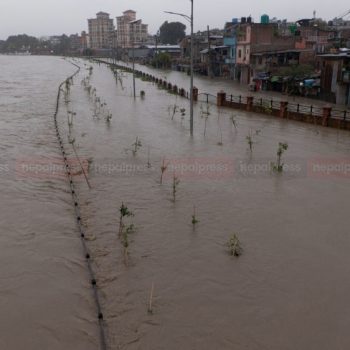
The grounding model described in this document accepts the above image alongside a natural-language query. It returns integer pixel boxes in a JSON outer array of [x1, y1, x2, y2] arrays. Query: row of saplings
[[82, 60, 289, 261], [117, 141, 289, 314], [118, 139, 289, 262], [73, 59, 291, 315], [84, 61, 290, 259]]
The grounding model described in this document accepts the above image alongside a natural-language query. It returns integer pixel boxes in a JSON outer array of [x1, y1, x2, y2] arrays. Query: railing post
[[217, 91, 226, 106], [192, 86, 198, 102], [246, 96, 254, 111], [322, 106, 332, 127], [279, 101, 288, 118]]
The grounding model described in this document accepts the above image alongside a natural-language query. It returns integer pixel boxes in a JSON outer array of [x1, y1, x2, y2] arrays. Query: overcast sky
[[0, 0, 349, 39]]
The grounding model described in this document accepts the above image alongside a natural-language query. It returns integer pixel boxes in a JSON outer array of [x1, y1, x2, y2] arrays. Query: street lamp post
[[155, 30, 160, 69], [165, 0, 194, 136], [132, 36, 136, 99], [130, 19, 141, 99]]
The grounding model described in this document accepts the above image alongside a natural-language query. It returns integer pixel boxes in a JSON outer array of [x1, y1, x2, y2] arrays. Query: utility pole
[[190, 0, 194, 136], [207, 25, 211, 78], [155, 30, 159, 69], [165, 0, 194, 136], [130, 20, 141, 99]]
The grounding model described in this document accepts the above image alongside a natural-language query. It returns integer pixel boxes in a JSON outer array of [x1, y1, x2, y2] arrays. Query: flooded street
[[1, 56, 350, 349]]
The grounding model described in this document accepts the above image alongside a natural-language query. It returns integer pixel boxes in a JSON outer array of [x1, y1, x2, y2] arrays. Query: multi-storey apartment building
[[116, 10, 148, 48], [88, 12, 114, 49]]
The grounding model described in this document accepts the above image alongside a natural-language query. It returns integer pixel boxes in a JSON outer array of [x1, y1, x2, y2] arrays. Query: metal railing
[[198, 93, 217, 105]]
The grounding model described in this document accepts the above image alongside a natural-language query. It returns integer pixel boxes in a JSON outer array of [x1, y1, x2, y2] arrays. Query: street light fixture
[[165, 0, 194, 136]]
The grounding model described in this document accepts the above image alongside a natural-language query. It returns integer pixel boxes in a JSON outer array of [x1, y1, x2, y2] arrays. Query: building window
[[238, 49, 242, 58]]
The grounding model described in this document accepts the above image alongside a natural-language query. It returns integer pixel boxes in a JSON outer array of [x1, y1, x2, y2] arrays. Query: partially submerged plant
[[63, 78, 72, 104], [192, 205, 199, 226], [227, 234, 242, 257], [105, 112, 112, 123], [67, 110, 76, 129], [230, 114, 237, 129], [200, 103, 211, 118], [118, 203, 134, 237], [272, 142, 288, 172], [87, 157, 93, 173], [203, 113, 209, 136], [217, 121, 223, 146], [118, 203, 135, 265], [132, 137, 142, 156], [148, 282, 155, 314], [147, 146, 151, 168], [246, 132, 254, 152], [262, 102, 273, 115], [168, 97, 179, 120], [160, 158, 168, 184], [172, 173, 180, 202]]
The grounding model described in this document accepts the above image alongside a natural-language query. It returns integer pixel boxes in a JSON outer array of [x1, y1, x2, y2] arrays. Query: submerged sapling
[[230, 114, 237, 129], [272, 142, 288, 172], [192, 205, 199, 226], [217, 111, 223, 146], [118, 203, 134, 237], [160, 158, 168, 184], [119, 204, 135, 266], [147, 146, 151, 168], [246, 132, 254, 152], [200, 103, 211, 118], [148, 282, 155, 314], [227, 234, 242, 257], [172, 173, 180, 202], [132, 137, 142, 156]]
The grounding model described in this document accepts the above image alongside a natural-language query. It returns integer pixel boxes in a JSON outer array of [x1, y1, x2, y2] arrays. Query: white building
[[116, 10, 148, 48], [88, 12, 114, 49]]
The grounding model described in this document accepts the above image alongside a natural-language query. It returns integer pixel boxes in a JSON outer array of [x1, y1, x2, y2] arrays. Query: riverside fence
[[96, 59, 350, 131]]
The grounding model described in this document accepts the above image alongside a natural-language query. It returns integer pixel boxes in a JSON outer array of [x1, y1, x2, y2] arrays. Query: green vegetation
[[172, 174, 180, 202], [227, 234, 242, 257], [159, 21, 186, 45], [230, 114, 237, 129], [246, 132, 254, 152], [151, 52, 172, 69], [272, 142, 289, 172], [148, 282, 155, 314], [160, 158, 168, 184], [192, 206, 199, 226], [132, 137, 142, 156], [118, 203, 135, 265]]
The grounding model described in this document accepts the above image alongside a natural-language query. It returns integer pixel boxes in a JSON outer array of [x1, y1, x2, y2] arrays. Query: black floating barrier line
[[52, 59, 108, 350]]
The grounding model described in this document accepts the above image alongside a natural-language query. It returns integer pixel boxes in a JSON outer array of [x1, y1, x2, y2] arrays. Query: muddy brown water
[[1, 56, 350, 350]]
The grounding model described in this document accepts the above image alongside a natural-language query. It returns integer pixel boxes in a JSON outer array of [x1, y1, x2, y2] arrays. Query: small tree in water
[[227, 234, 242, 257], [272, 142, 288, 172]]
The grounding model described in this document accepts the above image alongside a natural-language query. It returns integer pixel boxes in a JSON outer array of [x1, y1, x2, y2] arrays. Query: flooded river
[[1, 55, 350, 350]]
